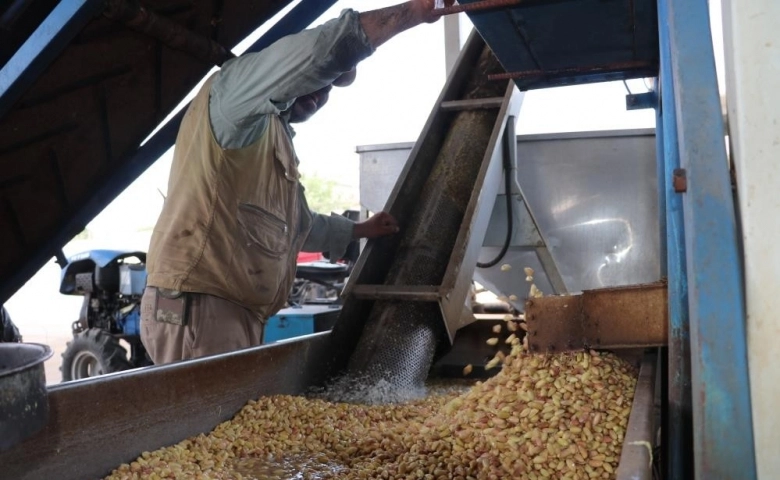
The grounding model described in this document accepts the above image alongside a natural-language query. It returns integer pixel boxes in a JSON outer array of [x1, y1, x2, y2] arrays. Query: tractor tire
[[60, 328, 132, 381]]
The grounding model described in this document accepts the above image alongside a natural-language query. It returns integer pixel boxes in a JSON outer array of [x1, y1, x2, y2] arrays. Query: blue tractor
[[57, 237, 359, 381], [58, 250, 149, 381]]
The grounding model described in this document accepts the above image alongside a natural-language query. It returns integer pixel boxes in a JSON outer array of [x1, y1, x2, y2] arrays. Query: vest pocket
[[237, 203, 290, 257]]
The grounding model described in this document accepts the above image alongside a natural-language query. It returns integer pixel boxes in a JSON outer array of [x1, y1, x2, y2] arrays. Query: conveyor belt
[[0, 331, 659, 480], [0, 334, 333, 480], [326, 32, 523, 400]]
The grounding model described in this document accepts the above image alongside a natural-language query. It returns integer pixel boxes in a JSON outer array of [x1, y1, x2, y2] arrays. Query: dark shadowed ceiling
[[0, 0, 297, 302]]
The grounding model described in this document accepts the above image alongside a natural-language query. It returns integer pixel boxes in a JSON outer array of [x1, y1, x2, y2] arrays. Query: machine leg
[[663, 0, 757, 477]]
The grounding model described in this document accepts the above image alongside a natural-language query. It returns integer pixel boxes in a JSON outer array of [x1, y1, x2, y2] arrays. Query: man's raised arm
[[360, 0, 453, 49]]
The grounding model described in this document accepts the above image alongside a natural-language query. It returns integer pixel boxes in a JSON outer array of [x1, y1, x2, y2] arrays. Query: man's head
[[288, 68, 356, 123]]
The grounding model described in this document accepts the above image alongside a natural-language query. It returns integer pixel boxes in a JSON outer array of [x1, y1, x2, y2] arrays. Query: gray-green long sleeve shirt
[[207, 9, 374, 259]]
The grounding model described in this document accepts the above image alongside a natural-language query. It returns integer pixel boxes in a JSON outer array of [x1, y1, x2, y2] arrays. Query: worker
[[140, 0, 453, 364]]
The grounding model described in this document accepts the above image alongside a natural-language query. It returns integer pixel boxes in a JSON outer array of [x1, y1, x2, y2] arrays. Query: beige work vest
[[146, 74, 313, 319]]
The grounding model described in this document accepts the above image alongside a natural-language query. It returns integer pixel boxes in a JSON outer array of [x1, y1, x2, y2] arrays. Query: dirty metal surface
[[616, 351, 658, 480], [525, 282, 668, 352], [0, 343, 52, 452], [0, 333, 333, 480], [462, 0, 659, 90]]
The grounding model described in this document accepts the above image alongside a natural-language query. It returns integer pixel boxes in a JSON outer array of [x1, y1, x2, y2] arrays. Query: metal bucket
[[0, 343, 53, 451]]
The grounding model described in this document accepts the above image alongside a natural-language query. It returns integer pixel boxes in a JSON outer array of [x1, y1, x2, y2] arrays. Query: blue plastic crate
[[264, 305, 340, 343]]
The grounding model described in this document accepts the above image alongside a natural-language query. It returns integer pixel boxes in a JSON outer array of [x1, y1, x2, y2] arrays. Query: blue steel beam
[[0, 0, 340, 305], [239, 1, 339, 55], [664, 0, 757, 477], [656, 1, 693, 477], [0, 0, 104, 119]]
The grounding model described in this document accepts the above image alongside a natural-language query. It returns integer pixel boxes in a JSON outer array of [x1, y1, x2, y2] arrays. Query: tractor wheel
[[60, 328, 132, 381]]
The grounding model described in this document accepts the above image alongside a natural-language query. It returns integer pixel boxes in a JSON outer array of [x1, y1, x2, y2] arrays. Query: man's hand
[[353, 212, 400, 239], [412, 0, 456, 24], [360, 0, 456, 49]]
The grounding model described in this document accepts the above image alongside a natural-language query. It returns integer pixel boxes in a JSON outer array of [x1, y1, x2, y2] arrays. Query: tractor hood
[[0, 0, 334, 304]]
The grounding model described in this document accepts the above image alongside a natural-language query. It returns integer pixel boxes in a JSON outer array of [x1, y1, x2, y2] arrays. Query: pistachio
[[103, 347, 637, 480]]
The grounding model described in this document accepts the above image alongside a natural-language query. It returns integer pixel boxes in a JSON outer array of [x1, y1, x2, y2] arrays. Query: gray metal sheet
[[516, 129, 660, 292], [357, 143, 415, 216], [357, 129, 661, 300]]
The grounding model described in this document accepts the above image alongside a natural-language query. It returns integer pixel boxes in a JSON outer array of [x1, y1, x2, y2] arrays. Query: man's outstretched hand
[[412, 0, 456, 24], [360, 0, 456, 49], [353, 212, 400, 239]]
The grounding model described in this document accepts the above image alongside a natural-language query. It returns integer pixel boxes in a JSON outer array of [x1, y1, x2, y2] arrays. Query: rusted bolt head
[[673, 168, 687, 193]]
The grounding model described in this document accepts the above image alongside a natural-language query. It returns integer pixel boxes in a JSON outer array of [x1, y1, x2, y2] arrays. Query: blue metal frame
[[662, 0, 757, 477], [240, 1, 339, 55], [656, 1, 693, 476], [464, 0, 659, 91], [0, 0, 104, 119], [0, 0, 340, 305]]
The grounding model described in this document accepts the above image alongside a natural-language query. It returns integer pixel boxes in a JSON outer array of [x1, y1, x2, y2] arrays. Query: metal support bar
[[616, 351, 658, 480], [432, 0, 575, 16], [0, 0, 104, 119], [350, 285, 441, 301], [534, 246, 567, 294], [433, 0, 525, 16], [0, 0, 340, 306], [504, 113, 567, 295], [664, 0, 757, 477], [655, 15, 693, 475], [626, 92, 657, 110], [487, 61, 657, 81], [103, 0, 234, 67], [524, 282, 668, 352], [54, 249, 68, 269], [440, 97, 505, 111]]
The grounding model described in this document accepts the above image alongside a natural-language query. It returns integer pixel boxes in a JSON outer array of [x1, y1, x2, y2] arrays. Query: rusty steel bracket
[[487, 61, 657, 81], [524, 281, 668, 352]]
